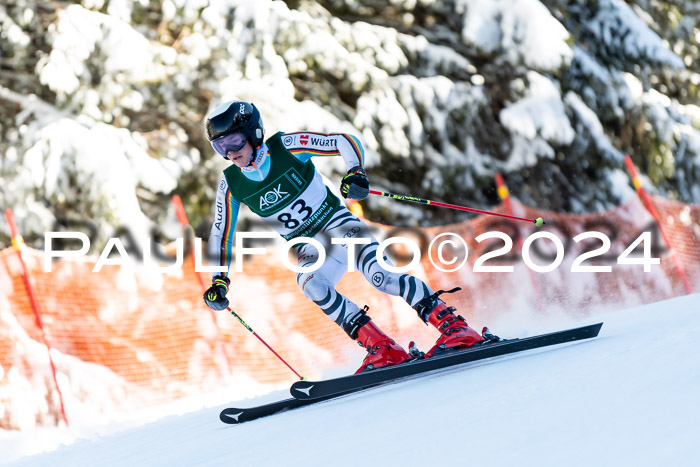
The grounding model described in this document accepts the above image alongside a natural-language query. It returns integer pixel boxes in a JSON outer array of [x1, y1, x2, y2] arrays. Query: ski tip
[[220, 408, 244, 424], [300, 376, 308, 381]]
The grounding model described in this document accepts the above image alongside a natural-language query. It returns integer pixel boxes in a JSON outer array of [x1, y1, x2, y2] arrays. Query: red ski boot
[[412, 288, 485, 358], [344, 307, 413, 374]]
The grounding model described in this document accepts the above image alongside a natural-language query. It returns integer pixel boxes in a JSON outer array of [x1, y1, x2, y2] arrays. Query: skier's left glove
[[340, 166, 370, 200], [203, 275, 230, 311]]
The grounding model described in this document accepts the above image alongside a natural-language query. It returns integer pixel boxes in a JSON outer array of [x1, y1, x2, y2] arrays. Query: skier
[[202, 100, 487, 373]]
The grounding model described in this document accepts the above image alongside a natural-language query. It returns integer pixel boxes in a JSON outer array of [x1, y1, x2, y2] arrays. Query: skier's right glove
[[203, 275, 230, 311]]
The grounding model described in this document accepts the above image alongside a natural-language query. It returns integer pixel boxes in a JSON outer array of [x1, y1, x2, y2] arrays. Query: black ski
[[290, 322, 603, 400], [220, 398, 314, 425], [219, 390, 363, 425], [219, 322, 603, 424]]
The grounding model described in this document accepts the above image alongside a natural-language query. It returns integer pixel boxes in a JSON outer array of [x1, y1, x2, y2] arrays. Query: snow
[[0, 6, 31, 48], [585, 0, 686, 69], [17, 117, 175, 244], [565, 91, 625, 164], [37, 5, 169, 97], [3, 293, 699, 466], [499, 72, 576, 172], [606, 168, 637, 202], [500, 71, 575, 146], [456, 0, 573, 69], [399, 34, 476, 77]]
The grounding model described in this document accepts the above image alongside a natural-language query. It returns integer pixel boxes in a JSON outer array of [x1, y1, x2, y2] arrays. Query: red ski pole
[[370, 190, 545, 226], [227, 307, 305, 380]]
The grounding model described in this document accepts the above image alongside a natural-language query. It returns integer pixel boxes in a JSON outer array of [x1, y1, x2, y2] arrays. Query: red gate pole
[[171, 196, 233, 370], [495, 174, 545, 312], [5, 209, 68, 426], [624, 155, 692, 294]]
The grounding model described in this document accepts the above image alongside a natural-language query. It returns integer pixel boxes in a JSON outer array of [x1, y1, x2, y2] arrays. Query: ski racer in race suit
[[202, 101, 486, 373]]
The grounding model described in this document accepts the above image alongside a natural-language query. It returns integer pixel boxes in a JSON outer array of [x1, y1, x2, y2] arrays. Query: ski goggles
[[211, 131, 248, 157]]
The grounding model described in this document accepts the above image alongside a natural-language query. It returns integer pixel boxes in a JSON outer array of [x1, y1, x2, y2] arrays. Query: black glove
[[203, 275, 230, 311], [340, 166, 370, 200]]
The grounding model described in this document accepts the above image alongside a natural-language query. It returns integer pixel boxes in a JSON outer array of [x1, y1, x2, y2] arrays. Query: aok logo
[[260, 184, 290, 210]]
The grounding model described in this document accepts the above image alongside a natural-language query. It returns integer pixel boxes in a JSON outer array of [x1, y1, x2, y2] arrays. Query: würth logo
[[311, 137, 336, 147], [300, 134, 309, 145]]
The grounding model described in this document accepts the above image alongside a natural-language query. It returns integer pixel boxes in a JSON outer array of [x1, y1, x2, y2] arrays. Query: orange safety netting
[[0, 194, 698, 429]]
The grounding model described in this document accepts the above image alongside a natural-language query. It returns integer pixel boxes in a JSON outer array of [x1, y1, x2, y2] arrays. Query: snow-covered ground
[[2, 293, 699, 467]]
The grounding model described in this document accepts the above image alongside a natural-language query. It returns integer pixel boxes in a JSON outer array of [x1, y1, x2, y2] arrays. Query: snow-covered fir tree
[[0, 0, 698, 248]]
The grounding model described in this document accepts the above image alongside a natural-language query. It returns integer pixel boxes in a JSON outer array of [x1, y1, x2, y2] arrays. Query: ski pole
[[370, 190, 545, 226], [227, 307, 305, 380]]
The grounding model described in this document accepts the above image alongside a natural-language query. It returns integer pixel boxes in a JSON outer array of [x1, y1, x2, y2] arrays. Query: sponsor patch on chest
[[243, 168, 308, 215]]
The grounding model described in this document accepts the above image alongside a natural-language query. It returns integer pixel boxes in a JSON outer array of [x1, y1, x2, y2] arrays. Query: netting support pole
[[5, 209, 69, 426], [624, 155, 692, 294]]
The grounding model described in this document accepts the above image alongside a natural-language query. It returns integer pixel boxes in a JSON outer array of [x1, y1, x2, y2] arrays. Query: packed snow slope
[[7, 294, 700, 467]]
